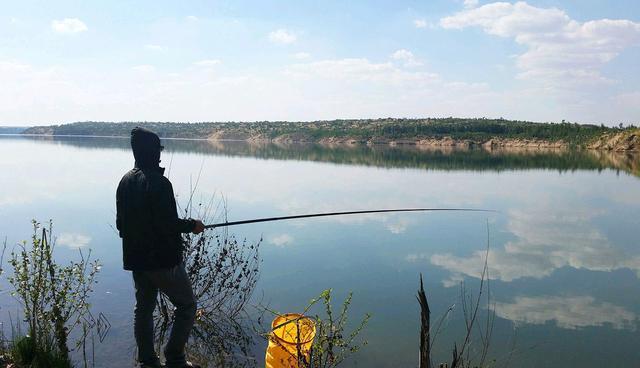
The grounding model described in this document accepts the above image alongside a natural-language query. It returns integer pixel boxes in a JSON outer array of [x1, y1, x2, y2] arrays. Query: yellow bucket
[[265, 313, 316, 368]]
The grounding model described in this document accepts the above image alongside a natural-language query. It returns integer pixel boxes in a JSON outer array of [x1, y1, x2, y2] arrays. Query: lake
[[0, 135, 639, 367]]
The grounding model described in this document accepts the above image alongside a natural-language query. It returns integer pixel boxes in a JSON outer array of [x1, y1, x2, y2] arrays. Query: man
[[116, 127, 205, 368]]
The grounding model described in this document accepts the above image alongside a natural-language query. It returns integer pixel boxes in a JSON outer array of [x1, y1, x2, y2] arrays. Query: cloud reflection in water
[[494, 295, 637, 331], [429, 207, 640, 285], [57, 232, 92, 249]]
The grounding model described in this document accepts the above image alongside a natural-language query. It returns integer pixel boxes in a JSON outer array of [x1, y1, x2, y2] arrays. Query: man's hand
[[192, 220, 205, 234]]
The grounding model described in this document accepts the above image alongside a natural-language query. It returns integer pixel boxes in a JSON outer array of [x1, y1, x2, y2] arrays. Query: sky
[[1, 0, 639, 126]]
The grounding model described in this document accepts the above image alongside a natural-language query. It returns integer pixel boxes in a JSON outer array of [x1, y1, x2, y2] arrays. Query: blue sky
[[1, 0, 639, 126]]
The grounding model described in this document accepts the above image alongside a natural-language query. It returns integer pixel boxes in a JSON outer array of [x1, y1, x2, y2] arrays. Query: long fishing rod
[[205, 208, 495, 229]]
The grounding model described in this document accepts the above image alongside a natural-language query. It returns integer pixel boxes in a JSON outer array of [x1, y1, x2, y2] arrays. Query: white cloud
[[293, 52, 311, 60], [51, 18, 88, 34], [57, 233, 91, 249], [391, 49, 414, 60], [144, 44, 167, 52], [463, 0, 479, 8], [1, 53, 628, 124], [193, 59, 221, 67], [612, 91, 640, 116], [0, 61, 88, 123], [269, 29, 297, 44], [391, 49, 423, 67], [286, 58, 437, 84], [269, 233, 294, 247], [186, 15, 198, 22], [0, 193, 36, 207], [132, 65, 156, 72], [495, 295, 637, 330], [0, 61, 30, 73], [287, 58, 394, 79], [1, 54, 577, 124], [440, 2, 640, 86], [414, 19, 428, 28]]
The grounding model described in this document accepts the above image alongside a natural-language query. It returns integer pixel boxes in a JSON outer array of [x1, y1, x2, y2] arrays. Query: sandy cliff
[[587, 129, 640, 151]]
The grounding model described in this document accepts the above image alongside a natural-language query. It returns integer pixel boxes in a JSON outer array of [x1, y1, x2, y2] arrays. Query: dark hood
[[130, 127, 163, 170]]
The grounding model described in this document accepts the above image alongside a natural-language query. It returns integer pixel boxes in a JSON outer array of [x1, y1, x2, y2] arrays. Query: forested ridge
[[20, 118, 632, 146]]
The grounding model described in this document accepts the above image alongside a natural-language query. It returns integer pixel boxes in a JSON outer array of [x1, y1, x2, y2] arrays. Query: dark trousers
[[133, 263, 196, 366]]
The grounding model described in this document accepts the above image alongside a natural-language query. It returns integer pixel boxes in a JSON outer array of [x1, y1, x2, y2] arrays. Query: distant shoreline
[[13, 118, 640, 151], [3, 132, 570, 149], [10, 132, 640, 152]]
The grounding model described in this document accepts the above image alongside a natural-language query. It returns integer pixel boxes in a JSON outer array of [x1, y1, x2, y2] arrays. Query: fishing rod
[[205, 208, 496, 229]]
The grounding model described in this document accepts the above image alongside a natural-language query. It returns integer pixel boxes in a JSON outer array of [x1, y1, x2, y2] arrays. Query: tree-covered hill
[[0, 126, 28, 134], [21, 118, 630, 147]]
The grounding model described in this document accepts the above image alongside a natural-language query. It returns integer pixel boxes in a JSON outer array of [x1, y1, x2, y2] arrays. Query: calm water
[[1, 135, 639, 367]]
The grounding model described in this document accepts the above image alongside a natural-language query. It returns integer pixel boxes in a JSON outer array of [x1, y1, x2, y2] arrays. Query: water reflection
[[430, 207, 640, 285], [8, 135, 640, 175], [494, 295, 637, 331], [57, 232, 92, 249], [171, 311, 257, 368], [268, 233, 295, 248], [1, 135, 640, 367]]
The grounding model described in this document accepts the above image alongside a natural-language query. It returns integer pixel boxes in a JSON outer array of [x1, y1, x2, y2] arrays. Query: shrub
[[7, 220, 101, 367]]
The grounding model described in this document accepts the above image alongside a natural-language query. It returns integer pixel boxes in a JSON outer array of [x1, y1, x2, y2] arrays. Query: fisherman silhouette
[[116, 127, 205, 368]]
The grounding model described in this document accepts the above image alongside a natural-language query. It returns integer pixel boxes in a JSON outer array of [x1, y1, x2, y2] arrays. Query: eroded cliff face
[[208, 130, 255, 140], [208, 132, 572, 149], [588, 129, 640, 151]]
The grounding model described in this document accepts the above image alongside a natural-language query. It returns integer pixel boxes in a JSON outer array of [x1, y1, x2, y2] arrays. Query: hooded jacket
[[116, 127, 195, 271]]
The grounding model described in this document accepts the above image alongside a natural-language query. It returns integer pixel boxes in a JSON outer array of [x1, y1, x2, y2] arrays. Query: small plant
[[309, 290, 370, 368], [425, 223, 497, 368], [10, 335, 72, 368], [7, 220, 102, 367]]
